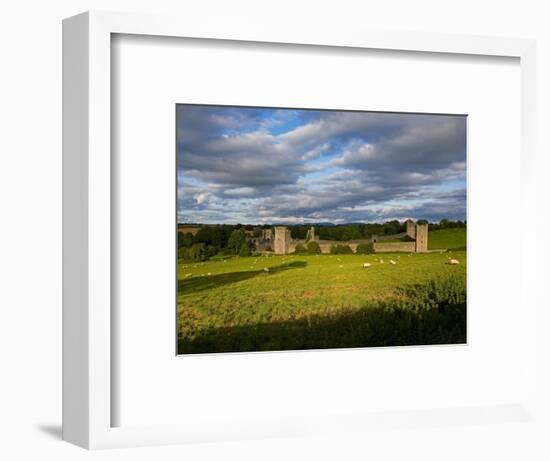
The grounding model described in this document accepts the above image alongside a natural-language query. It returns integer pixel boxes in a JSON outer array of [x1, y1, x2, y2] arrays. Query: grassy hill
[[428, 228, 467, 250]]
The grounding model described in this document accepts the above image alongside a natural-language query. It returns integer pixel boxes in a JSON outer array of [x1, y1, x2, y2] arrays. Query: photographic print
[[176, 105, 467, 354]]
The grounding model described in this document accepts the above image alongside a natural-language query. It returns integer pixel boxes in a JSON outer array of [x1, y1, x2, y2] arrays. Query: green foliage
[[180, 243, 206, 262], [294, 243, 307, 254], [306, 241, 322, 254], [177, 232, 194, 248], [330, 244, 354, 254], [227, 229, 247, 254], [239, 242, 251, 257], [355, 242, 374, 254]]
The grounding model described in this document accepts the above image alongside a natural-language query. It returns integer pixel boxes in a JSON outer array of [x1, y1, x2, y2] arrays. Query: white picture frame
[[62, 10, 537, 449]]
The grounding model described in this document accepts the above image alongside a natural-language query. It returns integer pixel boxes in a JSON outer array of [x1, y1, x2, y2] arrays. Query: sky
[[176, 105, 466, 225]]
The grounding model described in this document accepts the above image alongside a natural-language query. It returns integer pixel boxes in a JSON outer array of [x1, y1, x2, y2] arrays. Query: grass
[[177, 250, 466, 354], [428, 228, 467, 250]]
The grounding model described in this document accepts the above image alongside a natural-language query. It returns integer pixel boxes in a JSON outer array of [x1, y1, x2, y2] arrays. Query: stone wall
[[373, 242, 416, 253], [406, 220, 416, 239]]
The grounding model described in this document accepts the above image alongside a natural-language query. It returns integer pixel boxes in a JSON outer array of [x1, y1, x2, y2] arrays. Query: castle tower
[[406, 219, 416, 239], [415, 223, 428, 253], [274, 226, 291, 255], [305, 226, 316, 242]]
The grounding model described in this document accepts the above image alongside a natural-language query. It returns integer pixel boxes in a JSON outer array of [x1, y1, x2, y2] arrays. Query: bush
[[294, 243, 307, 254], [355, 242, 374, 254], [330, 244, 354, 254], [306, 241, 322, 254]]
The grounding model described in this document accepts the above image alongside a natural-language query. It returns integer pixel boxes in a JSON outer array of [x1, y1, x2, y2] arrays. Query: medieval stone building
[[274, 226, 292, 255], [256, 220, 429, 255]]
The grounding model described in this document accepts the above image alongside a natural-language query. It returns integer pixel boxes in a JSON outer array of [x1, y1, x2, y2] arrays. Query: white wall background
[[0, 1, 548, 459]]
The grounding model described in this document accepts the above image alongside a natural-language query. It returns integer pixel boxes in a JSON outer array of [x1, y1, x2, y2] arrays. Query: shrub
[[306, 241, 322, 254], [355, 242, 375, 254], [294, 243, 307, 254], [330, 244, 354, 254]]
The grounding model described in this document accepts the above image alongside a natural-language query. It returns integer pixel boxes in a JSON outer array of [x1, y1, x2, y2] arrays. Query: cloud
[[176, 105, 467, 224], [195, 192, 209, 205]]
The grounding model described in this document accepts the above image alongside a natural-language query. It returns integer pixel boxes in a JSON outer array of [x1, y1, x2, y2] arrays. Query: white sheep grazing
[[363, 263, 372, 268], [207, 272, 211, 276], [390, 259, 396, 265], [449, 259, 460, 265], [379, 259, 384, 264], [339, 264, 344, 268], [185, 273, 192, 278], [263, 267, 270, 273]]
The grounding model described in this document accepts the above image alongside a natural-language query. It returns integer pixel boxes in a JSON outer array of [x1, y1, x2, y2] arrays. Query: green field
[[428, 228, 467, 250], [177, 241, 467, 354]]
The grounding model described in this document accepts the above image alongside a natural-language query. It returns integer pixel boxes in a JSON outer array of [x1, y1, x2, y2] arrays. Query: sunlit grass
[[177, 251, 466, 353]]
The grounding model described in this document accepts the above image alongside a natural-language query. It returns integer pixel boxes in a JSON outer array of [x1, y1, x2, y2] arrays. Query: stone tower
[[406, 219, 416, 239], [305, 226, 317, 242], [415, 223, 428, 253], [274, 226, 291, 255]]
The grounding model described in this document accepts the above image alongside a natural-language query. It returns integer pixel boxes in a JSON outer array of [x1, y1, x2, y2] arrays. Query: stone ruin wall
[[373, 242, 416, 253], [267, 222, 428, 255], [406, 219, 416, 239]]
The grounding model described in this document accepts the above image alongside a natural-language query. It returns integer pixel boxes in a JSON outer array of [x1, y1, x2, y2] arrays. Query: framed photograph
[[175, 104, 467, 355], [63, 11, 537, 449]]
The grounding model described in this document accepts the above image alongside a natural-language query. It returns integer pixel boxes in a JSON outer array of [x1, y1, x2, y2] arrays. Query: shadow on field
[[177, 302, 466, 354], [179, 260, 307, 295], [177, 275, 467, 354]]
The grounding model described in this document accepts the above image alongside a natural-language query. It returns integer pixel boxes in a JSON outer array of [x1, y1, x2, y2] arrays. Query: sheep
[[207, 272, 211, 276], [363, 263, 372, 268], [185, 273, 192, 278], [449, 259, 460, 265], [263, 267, 270, 273], [379, 259, 384, 264], [389, 259, 396, 265], [339, 264, 344, 268]]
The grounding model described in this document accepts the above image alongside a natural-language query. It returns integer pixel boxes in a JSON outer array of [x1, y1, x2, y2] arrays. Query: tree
[[180, 243, 206, 261], [227, 229, 247, 254], [294, 243, 307, 254], [178, 232, 194, 248], [355, 242, 375, 254], [306, 241, 321, 254], [239, 242, 251, 257]]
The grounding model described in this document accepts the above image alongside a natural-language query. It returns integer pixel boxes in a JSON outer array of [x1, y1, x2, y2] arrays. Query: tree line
[[177, 219, 466, 261]]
